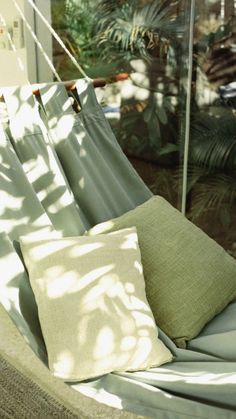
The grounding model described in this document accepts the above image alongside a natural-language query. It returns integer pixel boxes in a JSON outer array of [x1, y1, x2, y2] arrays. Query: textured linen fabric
[[19, 228, 172, 381], [39, 80, 152, 228], [3, 86, 85, 237], [1, 81, 236, 418], [88, 196, 236, 347], [0, 302, 141, 419], [0, 122, 54, 360]]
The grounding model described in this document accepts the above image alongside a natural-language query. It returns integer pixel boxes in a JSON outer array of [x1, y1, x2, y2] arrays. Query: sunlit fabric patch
[[88, 196, 236, 348], [19, 227, 172, 381]]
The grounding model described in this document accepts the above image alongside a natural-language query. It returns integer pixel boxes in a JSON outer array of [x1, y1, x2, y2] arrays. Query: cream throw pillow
[[19, 228, 172, 381]]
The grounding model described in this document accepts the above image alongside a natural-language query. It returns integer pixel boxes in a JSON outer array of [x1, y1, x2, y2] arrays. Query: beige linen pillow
[[88, 196, 236, 348], [19, 228, 172, 381]]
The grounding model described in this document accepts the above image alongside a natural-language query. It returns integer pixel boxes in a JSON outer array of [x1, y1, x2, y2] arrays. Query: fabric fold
[[3, 86, 85, 236], [39, 80, 152, 228]]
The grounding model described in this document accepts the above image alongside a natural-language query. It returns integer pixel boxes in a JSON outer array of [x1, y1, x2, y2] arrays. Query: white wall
[[0, 0, 53, 87], [0, 0, 28, 86]]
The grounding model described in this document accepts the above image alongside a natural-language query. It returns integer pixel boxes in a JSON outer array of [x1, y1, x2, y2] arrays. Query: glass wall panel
[[51, 0, 236, 251], [187, 0, 236, 252], [51, 0, 192, 210]]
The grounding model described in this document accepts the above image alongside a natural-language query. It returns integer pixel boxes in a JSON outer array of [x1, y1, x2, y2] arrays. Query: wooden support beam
[[0, 73, 129, 101]]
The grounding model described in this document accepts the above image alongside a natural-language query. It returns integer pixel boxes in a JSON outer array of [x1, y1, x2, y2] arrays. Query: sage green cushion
[[88, 196, 236, 348], [19, 227, 172, 381]]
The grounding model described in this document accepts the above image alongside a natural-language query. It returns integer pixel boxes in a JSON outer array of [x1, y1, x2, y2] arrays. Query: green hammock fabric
[[0, 80, 236, 419], [0, 81, 152, 361], [3, 85, 87, 236], [39, 79, 152, 227]]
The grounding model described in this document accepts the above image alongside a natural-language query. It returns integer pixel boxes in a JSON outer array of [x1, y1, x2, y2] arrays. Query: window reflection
[[51, 0, 236, 253]]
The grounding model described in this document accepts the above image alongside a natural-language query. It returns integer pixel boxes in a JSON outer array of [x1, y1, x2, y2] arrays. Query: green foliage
[[93, 0, 185, 64], [52, 0, 100, 69], [187, 172, 236, 227], [190, 112, 236, 171]]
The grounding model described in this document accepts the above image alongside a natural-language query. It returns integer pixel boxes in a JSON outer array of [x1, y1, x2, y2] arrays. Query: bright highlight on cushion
[[88, 196, 236, 348], [19, 227, 172, 381]]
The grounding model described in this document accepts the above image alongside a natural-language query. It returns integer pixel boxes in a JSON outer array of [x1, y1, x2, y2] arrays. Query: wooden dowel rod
[[0, 73, 129, 101]]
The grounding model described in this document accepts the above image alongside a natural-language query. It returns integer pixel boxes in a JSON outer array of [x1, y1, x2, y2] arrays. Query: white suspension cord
[[25, 0, 89, 80], [11, 0, 62, 83]]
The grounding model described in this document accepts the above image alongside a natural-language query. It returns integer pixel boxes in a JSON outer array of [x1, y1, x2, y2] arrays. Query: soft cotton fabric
[[1, 80, 236, 418], [0, 82, 151, 363], [88, 196, 236, 347], [19, 228, 172, 381], [38, 79, 152, 228]]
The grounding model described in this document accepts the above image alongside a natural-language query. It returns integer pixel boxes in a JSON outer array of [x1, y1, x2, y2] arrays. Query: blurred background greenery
[[51, 0, 236, 253]]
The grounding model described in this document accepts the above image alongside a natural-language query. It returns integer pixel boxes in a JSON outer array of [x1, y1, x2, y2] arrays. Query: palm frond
[[188, 173, 236, 221], [93, 0, 185, 62], [190, 112, 236, 170], [133, 0, 184, 34]]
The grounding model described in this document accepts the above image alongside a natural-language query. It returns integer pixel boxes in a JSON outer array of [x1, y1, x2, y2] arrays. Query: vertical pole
[[181, 0, 196, 215]]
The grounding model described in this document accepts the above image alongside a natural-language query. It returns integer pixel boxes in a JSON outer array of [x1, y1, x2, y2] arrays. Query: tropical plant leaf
[[133, 0, 184, 34], [147, 114, 161, 149], [220, 206, 231, 229], [156, 105, 168, 124], [188, 173, 236, 221], [143, 105, 153, 122], [190, 112, 236, 170], [159, 143, 179, 155], [93, 0, 185, 62]]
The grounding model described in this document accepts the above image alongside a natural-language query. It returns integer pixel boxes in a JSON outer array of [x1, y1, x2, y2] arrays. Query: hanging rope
[[25, 0, 89, 80], [10, 0, 62, 83]]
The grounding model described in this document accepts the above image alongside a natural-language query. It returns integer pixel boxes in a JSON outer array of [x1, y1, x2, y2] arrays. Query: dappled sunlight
[[49, 111, 86, 147], [78, 176, 85, 189], [120, 336, 136, 352], [130, 337, 153, 366], [24, 155, 49, 187], [75, 267, 115, 302], [93, 327, 115, 359], [18, 228, 172, 382], [3, 87, 40, 139], [40, 85, 58, 106], [124, 282, 135, 294], [0, 190, 24, 214], [69, 242, 104, 257], [0, 214, 29, 236], [71, 383, 124, 411], [133, 260, 143, 275], [1, 89, 86, 237], [134, 366, 236, 385], [75, 80, 89, 106], [81, 273, 120, 309], [57, 114, 75, 139], [0, 251, 24, 312], [44, 265, 115, 299], [120, 232, 138, 250], [155, 92, 164, 107], [0, 0, 235, 414], [79, 148, 86, 157], [120, 80, 138, 100], [0, 136, 55, 238], [26, 239, 73, 260], [88, 220, 115, 235], [53, 349, 75, 379]]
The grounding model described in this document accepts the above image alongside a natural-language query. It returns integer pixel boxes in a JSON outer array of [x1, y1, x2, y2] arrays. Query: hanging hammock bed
[[0, 77, 236, 419], [1, 1, 236, 418]]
